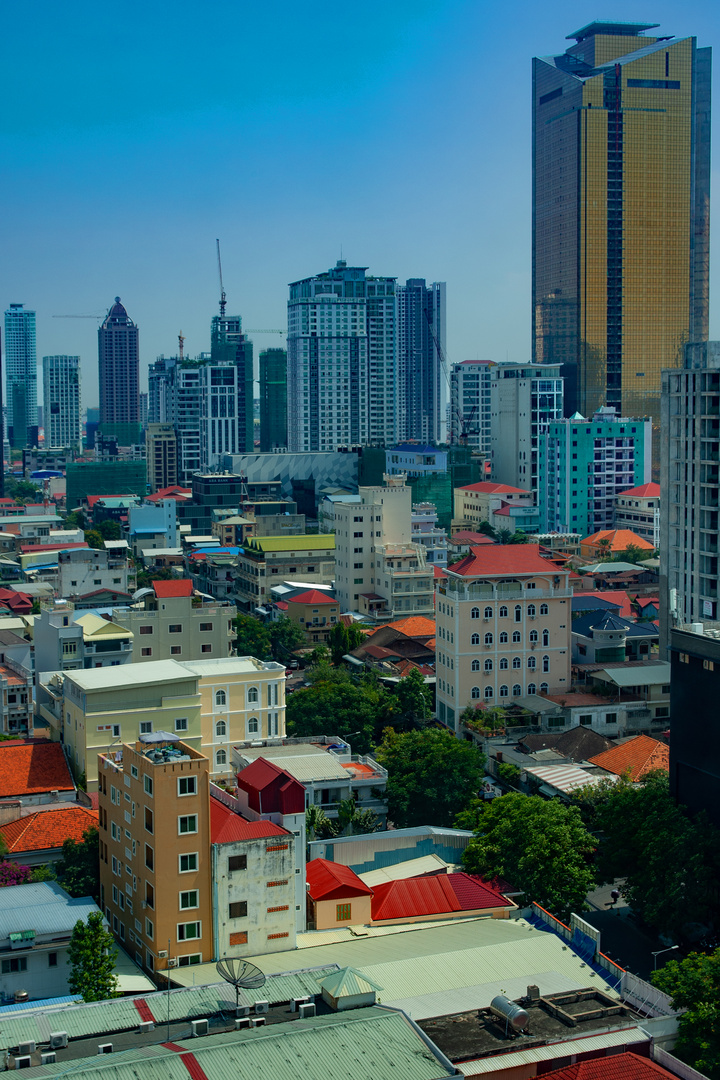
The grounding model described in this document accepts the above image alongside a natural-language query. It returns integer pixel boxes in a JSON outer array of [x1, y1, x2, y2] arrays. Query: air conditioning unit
[[250, 1016, 265, 1028], [191, 1019, 208, 1037], [254, 1000, 269, 1014], [298, 1002, 316, 1019], [158, 950, 168, 959], [236, 1006, 250, 1018], [235, 1017, 250, 1030], [167, 958, 178, 968], [50, 1032, 68, 1050], [138, 1021, 154, 1033], [97, 1044, 113, 1055], [14, 1056, 31, 1070], [50, 790, 59, 800], [17, 1043, 35, 1056], [291, 997, 311, 1012], [41, 1052, 56, 1065]]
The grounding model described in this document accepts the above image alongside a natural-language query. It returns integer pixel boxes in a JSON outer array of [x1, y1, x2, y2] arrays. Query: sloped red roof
[[449, 544, 559, 577], [236, 757, 288, 792], [86, 494, 137, 508], [371, 872, 511, 921], [432, 565, 447, 579], [145, 487, 192, 503], [539, 1051, 678, 1080], [588, 735, 669, 782], [574, 591, 635, 620], [19, 542, 88, 554], [306, 858, 373, 901], [369, 616, 436, 639], [617, 483, 660, 499], [0, 806, 98, 854], [152, 579, 194, 598], [582, 529, 654, 551], [448, 531, 496, 546], [0, 742, 75, 797], [210, 797, 290, 844], [459, 482, 530, 495], [287, 590, 337, 606]]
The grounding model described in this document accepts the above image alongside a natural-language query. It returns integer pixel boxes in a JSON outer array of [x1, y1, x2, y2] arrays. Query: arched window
[[484, 633, 493, 645], [527, 604, 536, 617], [529, 630, 538, 643], [543, 656, 550, 672], [542, 629, 549, 646], [484, 686, 494, 699], [499, 606, 508, 618], [484, 658, 493, 672], [512, 631, 521, 643], [513, 684, 522, 696], [512, 656, 521, 669], [527, 656, 536, 671], [499, 684, 509, 698], [484, 606, 493, 618], [499, 657, 508, 669], [471, 658, 481, 671], [540, 603, 549, 615], [247, 686, 259, 703], [540, 682, 549, 694], [215, 720, 226, 737], [216, 749, 227, 766], [471, 633, 480, 645], [471, 686, 480, 699], [515, 605, 522, 622], [215, 689, 226, 707], [527, 682, 537, 695], [471, 607, 480, 620], [247, 717, 259, 734], [499, 631, 508, 643]]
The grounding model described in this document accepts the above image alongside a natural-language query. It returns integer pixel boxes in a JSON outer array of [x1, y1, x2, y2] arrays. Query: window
[[215, 719, 227, 738], [579, 714, 592, 726], [513, 684, 522, 696], [215, 689, 226, 707], [144, 807, 153, 834], [543, 656, 550, 672], [145, 883, 154, 908], [527, 656, 536, 670], [145, 844, 154, 870], [484, 606, 493, 618], [200, 622, 213, 632], [540, 682, 549, 694], [139, 626, 153, 635], [247, 717, 259, 734], [216, 749, 227, 766], [179, 853, 198, 873], [180, 890, 198, 909], [542, 630, 550, 646], [178, 954, 202, 966], [679, 652, 690, 664], [515, 606, 522, 622], [499, 632, 508, 643], [499, 606, 508, 617], [139, 721, 152, 735], [527, 683, 536, 695], [499, 657, 508, 669], [48, 952, 58, 967], [499, 685, 509, 698], [178, 922, 201, 941], [247, 687, 259, 703], [484, 633, 493, 645], [540, 603, 548, 615], [484, 658, 493, 672], [229, 901, 247, 918], [471, 607, 480, 620], [171, 646, 182, 655], [471, 658, 480, 671], [605, 713, 617, 723], [178, 815, 197, 835], [528, 604, 536, 617], [662, 684, 671, 694], [144, 776, 153, 797], [169, 624, 182, 633], [201, 644, 212, 653], [484, 686, 494, 699], [2, 957, 27, 974], [529, 630, 538, 643], [471, 633, 480, 645], [471, 686, 480, 699], [178, 776, 197, 796], [512, 656, 521, 669], [141, 648, 152, 657], [336, 903, 352, 921], [512, 631, 521, 643], [228, 854, 247, 872], [175, 717, 188, 732]]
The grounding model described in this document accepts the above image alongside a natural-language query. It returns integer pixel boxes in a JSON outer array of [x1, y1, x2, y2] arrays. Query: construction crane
[[216, 238, 227, 320], [243, 329, 285, 335], [52, 312, 104, 319], [423, 309, 479, 446]]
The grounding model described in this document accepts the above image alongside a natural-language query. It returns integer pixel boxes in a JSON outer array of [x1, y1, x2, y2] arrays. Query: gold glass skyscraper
[[532, 22, 711, 429]]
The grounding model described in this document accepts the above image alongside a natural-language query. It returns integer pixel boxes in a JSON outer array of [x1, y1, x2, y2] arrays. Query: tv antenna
[[216, 957, 266, 1010], [216, 238, 227, 320]]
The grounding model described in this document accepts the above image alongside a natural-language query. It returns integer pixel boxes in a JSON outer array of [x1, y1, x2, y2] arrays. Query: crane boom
[[216, 239, 227, 320]]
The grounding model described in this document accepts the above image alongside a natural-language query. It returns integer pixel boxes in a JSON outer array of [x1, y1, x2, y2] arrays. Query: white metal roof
[[180, 657, 280, 677], [458, 1026, 648, 1074], [522, 764, 619, 794], [594, 662, 671, 687], [360, 854, 448, 886], [65, 658, 195, 691], [243, 749, 349, 783]]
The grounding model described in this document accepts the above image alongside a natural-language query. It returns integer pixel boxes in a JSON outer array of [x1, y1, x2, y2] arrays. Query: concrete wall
[[213, 836, 296, 957]]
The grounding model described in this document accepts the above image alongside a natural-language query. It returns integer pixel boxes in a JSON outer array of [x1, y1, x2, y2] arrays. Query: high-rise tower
[[43, 355, 81, 450], [98, 297, 140, 444], [4, 303, 38, 448], [532, 22, 711, 428], [259, 348, 288, 452], [396, 279, 446, 444]]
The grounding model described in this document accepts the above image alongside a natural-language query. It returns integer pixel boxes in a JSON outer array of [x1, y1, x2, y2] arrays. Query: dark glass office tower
[[259, 348, 287, 452], [98, 297, 140, 445], [532, 22, 711, 428]]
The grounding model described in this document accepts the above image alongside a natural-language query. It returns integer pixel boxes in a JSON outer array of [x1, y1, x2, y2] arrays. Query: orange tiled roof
[[152, 579, 194, 598], [0, 806, 98, 854], [588, 734, 669, 782], [369, 616, 436, 639], [458, 482, 530, 495], [449, 543, 561, 577], [539, 1050, 678, 1080], [582, 529, 654, 551], [617, 482, 660, 499], [0, 741, 75, 798]]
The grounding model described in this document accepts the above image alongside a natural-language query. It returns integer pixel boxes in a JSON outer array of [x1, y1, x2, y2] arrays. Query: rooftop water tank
[[489, 994, 529, 1032]]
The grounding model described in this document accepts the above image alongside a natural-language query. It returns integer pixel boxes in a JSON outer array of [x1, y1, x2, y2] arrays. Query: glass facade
[[259, 348, 288, 452]]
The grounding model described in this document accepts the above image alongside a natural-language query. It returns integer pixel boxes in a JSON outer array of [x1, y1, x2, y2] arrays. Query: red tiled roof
[[448, 531, 496, 546], [19, 543, 87, 554], [0, 806, 98, 854], [306, 858, 373, 901], [588, 734, 669, 782], [459, 482, 530, 495], [617, 483, 660, 499], [145, 487, 192, 503], [210, 797, 290, 844], [369, 616, 436, 639], [582, 529, 654, 551], [539, 1051, 678, 1080], [448, 543, 561, 577], [371, 872, 511, 921], [0, 741, 75, 797], [152, 579, 194, 598], [432, 565, 447, 579], [287, 590, 337, 606], [574, 591, 635, 620], [492, 505, 512, 516], [275, 600, 288, 611]]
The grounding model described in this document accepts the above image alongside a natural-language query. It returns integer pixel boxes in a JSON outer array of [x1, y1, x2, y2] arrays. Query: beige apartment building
[[98, 739, 213, 976], [112, 579, 236, 663], [436, 544, 572, 732], [234, 535, 336, 613]]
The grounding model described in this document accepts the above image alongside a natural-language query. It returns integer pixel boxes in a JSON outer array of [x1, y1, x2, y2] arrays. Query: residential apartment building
[[281, 589, 340, 645], [450, 360, 493, 452], [145, 423, 178, 493], [533, 22, 711, 428], [538, 407, 652, 535], [126, 500, 178, 557], [489, 362, 563, 497], [34, 603, 133, 674], [334, 476, 434, 622], [208, 312, 254, 460], [43, 355, 81, 451], [287, 260, 397, 451], [395, 279, 446, 444], [435, 545, 572, 732], [412, 503, 447, 567], [57, 546, 130, 598], [259, 348, 288, 452], [660, 341, 720, 642], [113, 579, 235, 663], [614, 483, 660, 547], [148, 356, 202, 483], [453, 481, 539, 535], [234, 535, 336, 613], [4, 303, 38, 448], [98, 298, 140, 445]]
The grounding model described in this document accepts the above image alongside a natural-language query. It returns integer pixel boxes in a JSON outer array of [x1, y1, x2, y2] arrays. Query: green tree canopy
[[374, 728, 485, 828], [328, 622, 367, 665], [653, 949, 720, 1078], [67, 912, 118, 1002], [394, 668, 432, 731], [5, 479, 43, 504], [97, 519, 121, 541], [462, 793, 595, 921], [58, 827, 100, 901], [135, 566, 174, 590], [286, 681, 379, 755], [83, 529, 104, 550], [234, 614, 272, 661], [268, 616, 305, 659]]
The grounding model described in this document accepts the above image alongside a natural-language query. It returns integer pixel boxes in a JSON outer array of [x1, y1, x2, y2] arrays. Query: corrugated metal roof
[[245, 751, 349, 783], [0, 995, 79, 1015], [458, 1026, 647, 1074], [522, 764, 618, 794], [360, 854, 448, 886], [0, 882, 99, 942], [319, 967, 384, 997]]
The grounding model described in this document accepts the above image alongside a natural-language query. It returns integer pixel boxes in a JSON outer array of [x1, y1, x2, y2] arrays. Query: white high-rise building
[[4, 304, 37, 448], [287, 261, 397, 451], [450, 360, 494, 452], [489, 362, 563, 497], [43, 355, 81, 451]]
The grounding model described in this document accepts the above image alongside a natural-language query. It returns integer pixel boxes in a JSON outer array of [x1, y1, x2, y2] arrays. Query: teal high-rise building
[[259, 348, 287, 452], [4, 303, 38, 448]]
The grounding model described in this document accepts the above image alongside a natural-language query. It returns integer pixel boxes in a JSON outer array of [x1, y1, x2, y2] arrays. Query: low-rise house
[[0, 806, 98, 867], [588, 733, 669, 782], [187, 545, 241, 601], [234, 535, 336, 613], [56, 545, 130, 598], [572, 610, 658, 663], [576, 660, 671, 735], [111, 578, 236, 663], [580, 529, 655, 560], [518, 726, 612, 761], [306, 858, 374, 929], [614, 482, 660, 546], [125, 500, 178, 558], [34, 603, 133, 674], [283, 589, 340, 644], [0, 741, 76, 809], [453, 482, 537, 532], [0, 589, 34, 616]]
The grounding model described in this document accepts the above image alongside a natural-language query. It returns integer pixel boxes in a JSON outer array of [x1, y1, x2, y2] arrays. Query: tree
[[496, 762, 521, 786], [64, 510, 86, 530], [97, 519, 121, 541], [305, 805, 334, 841], [615, 544, 654, 564], [30, 864, 57, 883], [268, 616, 305, 659], [0, 862, 33, 887], [374, 728, 485, 828], [394, 668, 432, 730], [287, 681, 379, 755], [328, 622, 367, 665], [4, 479, 43, 504], [84, 529, 104, 550], [460, 704, 507, 736], [67, 912, 118, 1002], [653, 949, 720, 1078], [595, 536, 613, 561], [462, 793, 595, 921], [135, 566, 174, 590], [233, 614, 272, 661], [58, 827, 100, 901]]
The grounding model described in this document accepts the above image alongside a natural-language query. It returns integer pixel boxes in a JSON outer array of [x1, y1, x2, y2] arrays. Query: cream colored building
[[111, 579, 236, 663], [436, 544, 572, 732]]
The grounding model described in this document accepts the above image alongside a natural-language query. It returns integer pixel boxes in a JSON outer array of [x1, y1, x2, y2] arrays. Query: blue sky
[[2, 0, 720, 407]]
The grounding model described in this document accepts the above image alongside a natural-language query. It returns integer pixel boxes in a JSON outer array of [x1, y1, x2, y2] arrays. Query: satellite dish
[[216, 957, 266, 1008]]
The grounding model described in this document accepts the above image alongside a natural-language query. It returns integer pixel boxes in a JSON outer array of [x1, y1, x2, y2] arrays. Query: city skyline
[[2, 2, 719, 412]]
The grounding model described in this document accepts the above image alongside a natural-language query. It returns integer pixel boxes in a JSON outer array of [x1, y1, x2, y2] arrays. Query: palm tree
[[305, 805, 331, 841]]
